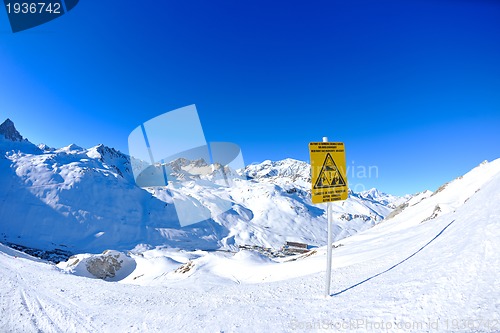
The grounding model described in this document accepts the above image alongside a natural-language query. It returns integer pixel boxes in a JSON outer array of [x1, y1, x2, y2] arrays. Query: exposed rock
[[0, 119, 24, 142], [175, 260, 194, 274], [385, 202, 409, 220], [85, 250, 135, 280], [421, 204, 442, 223]]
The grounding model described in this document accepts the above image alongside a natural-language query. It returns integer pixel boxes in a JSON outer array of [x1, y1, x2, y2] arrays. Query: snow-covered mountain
[[355, 187, 412, 208], [245, 158, 311, 185], [384, 159, 499, 226], [245, 159, 407, 207], [0, 119, 402, 257]]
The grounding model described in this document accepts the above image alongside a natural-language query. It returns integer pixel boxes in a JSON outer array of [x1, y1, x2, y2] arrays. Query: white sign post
[[323, 136, 333, 297], [309, 136, 348, 297]]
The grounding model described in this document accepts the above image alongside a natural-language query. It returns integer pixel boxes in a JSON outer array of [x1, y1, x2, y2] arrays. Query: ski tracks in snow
[[0, 253, 98, 333]]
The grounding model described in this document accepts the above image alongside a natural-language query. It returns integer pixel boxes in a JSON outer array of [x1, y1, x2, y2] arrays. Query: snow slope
[[0, 159, 499, 332], [0, 119, 401, 255]]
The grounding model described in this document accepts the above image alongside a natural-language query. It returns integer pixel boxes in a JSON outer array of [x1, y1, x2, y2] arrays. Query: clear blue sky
[[1, 0, 499, 195]]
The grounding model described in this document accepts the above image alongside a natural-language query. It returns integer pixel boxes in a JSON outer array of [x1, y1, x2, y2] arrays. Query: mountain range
[[0, 118, 403, 257]]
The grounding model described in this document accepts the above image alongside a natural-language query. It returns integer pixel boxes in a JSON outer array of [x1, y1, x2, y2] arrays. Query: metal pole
[[323, 136, 333, 297]]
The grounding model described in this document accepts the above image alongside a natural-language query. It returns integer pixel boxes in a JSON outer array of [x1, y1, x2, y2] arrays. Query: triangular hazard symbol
[[314, 153, 346, 189]]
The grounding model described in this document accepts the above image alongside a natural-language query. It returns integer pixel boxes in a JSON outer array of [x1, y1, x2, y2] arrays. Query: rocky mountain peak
[[0, 118, 24, 142]]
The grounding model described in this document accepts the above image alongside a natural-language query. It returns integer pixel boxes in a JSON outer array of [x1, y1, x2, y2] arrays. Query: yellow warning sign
[[309, 142, 348, 204]]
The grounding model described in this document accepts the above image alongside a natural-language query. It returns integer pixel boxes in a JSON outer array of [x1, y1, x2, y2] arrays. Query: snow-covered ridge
[[353, 187, 411, 209], [245, 158, 311, 182], [385, 159, 500, 227]]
